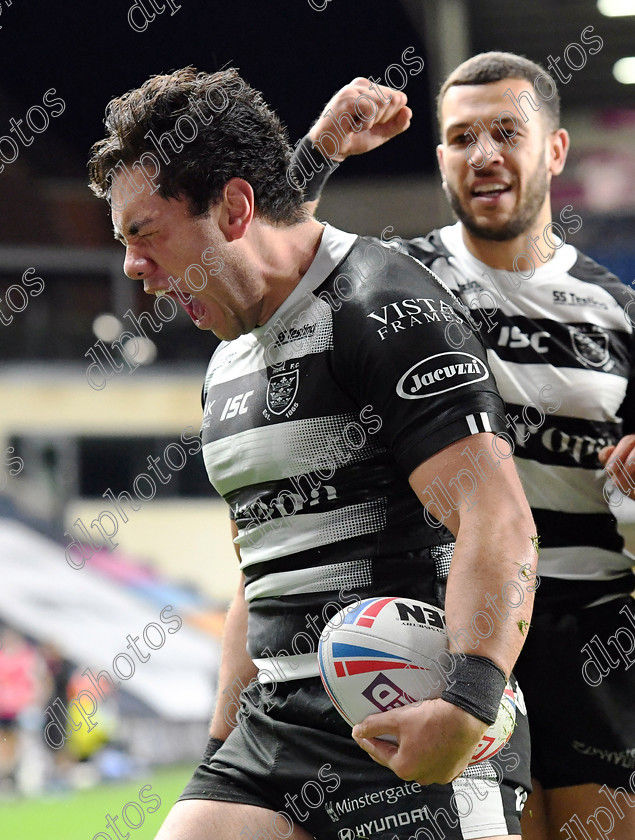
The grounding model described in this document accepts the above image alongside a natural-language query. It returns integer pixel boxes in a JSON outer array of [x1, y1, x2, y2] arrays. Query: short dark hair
[[88, 66, 305, 223], [437, 52, 561, 134]]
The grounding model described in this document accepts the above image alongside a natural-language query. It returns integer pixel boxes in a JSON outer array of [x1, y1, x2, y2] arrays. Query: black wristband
[[441, 654, 507, 726], [202, 736, 225, 765], [289, 135, 338, 202]]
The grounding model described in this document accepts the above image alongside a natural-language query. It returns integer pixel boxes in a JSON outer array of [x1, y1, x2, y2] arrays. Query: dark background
[[2, 0, 632, 185], [0, 0, 432, 183]]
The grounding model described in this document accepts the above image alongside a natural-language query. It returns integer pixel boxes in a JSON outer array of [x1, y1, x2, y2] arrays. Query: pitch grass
[[0, 763, 192, 840]]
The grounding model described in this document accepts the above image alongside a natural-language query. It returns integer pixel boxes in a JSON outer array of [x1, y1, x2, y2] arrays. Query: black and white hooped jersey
[[201, 225, 506, 668], [404, 222, 635, 588]]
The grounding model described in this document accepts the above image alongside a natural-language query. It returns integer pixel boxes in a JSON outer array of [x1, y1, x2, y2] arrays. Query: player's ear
[[218, 178, 254, 241], [547, 128, 569, 177], [436, 144, 447, 181]]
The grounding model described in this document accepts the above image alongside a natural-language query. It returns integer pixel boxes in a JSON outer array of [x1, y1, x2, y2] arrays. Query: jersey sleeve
[[576, 251, 635, 434], [329, 243, 507, 476]]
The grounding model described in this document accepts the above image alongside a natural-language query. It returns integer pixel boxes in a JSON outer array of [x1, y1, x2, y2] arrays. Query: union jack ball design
[[317, 596, 516, 765]]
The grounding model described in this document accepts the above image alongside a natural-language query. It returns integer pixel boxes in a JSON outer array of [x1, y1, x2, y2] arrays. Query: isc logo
[[220, 390, 254, 421], [497, 325, 549, 353]]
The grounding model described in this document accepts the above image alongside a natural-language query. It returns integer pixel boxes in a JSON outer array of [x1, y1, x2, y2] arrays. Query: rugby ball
[[317, 596, 516, 765]]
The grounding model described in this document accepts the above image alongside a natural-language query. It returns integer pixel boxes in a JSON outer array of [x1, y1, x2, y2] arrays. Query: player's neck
[[459, 217, 557, 273], [252, 217, 325, 326]]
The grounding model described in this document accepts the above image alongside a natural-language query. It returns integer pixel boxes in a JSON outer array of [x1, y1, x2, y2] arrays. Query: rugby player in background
[[293, 52, 635, 840]]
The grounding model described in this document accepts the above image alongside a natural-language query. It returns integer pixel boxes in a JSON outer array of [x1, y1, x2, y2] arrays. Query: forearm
[[290, 135, 339, 216], [208, 574, 258, 740], [411, 433, 538, 678], [445, 500, 537, 678]]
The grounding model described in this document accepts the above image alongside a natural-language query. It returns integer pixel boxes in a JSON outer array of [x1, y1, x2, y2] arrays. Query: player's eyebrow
[[444, 121, 472, 137], [112, 217, 154, 244], [492, 116, 522, 128]]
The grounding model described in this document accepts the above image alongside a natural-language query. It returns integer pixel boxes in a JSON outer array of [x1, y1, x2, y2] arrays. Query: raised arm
[[291, 77, 411, 215]]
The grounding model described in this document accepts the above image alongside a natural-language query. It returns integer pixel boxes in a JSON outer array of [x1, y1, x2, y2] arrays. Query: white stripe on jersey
[[253, 653, 319, 683], [451, 775, 508, 838], [243, 557, 373, 600], [538, 546, 635, 580], [488, 355, 627, 423], [465, 411, 492, 435], [439, 222, 630, 332], [203, 414, 384, 496], [515, 458, 606, 513], [465, 413, 493, 434], [455, 274, 628, 330], [235, 499, 387, 568], [205, 297, 335, 387]]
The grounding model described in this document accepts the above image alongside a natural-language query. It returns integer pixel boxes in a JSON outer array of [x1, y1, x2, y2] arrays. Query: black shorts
[[180, 676, 531, 839], [513, 590, 635, 790]]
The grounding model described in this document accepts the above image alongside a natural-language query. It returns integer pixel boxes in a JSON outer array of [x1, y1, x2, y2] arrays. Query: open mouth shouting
[[154, 287, 208, 328]]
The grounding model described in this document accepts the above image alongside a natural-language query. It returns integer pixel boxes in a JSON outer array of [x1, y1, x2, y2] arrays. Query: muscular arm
[[208, 520, 258, 740], [412, 433, 537, 676], [353, 432, 538, 784]]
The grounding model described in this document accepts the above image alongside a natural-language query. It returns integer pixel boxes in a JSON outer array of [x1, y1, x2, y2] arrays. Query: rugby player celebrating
[[89, 66, 537, 840]]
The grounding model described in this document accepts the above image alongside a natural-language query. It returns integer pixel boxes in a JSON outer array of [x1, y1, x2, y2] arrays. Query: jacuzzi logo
[[396, 352, 488, 399]]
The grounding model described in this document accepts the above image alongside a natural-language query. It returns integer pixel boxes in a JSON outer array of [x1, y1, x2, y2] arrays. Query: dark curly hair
[[88, 67, 305, 223], [437, 52, 561, 135]]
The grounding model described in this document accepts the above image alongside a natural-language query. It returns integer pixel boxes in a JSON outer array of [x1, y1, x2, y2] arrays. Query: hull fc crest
[[266, 368, 299, 415], [568, 325, 610, 368]]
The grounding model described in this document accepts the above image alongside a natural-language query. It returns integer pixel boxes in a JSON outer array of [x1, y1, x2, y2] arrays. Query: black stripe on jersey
[[203, 365, 362, 437], [396, 403, 507, 477], [533, 509, 623, 553], [505, 404, 620, 469], [229, 460, 393, 533], [247, 550, 443, 660], [242, 529, 428, 588], [528, 573, 635, 614], [469, 313, 631, 376]]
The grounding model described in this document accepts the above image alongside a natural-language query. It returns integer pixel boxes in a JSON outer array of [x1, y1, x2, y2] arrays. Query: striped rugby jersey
[[201, 225, 507, 664], [405, 222, 635, 591]]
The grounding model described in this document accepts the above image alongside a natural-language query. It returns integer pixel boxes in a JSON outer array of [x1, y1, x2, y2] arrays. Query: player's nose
[[468, 129, 505, 169], [123, 246, 153, 281]]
